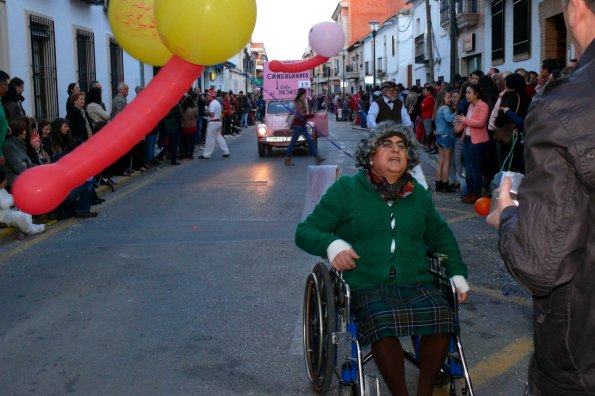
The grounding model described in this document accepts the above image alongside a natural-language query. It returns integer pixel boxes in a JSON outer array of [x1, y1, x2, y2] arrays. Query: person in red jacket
[[420, 85, 436, 152]]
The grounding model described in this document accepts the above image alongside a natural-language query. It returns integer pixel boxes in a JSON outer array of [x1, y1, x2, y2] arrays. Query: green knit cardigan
[[295, 171, 467, 291]]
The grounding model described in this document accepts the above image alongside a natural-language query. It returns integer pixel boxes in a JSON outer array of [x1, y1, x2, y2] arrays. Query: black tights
[[371, 333, 450, 396]]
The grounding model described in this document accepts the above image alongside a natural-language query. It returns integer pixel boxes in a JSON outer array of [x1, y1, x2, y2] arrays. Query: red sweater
[[420, 95, 435, 119]]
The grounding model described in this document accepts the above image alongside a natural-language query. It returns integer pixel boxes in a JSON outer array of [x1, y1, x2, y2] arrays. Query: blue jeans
[[286, 125, 317, 157], [145, 133, 157, 162], [241, 111, 249, 127], [450, 136, 463, 185], [462, 139, 486, 195], [60, 180, 95, 218], [359, 110, 367, 128]]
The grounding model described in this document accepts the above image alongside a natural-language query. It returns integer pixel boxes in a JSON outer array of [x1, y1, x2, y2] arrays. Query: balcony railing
[[79, 0, 105, 4], [345, 64, 360, 79], [440, 0, 479, 28], [456, 0, 479, 28], [415, 34, 428, 64]]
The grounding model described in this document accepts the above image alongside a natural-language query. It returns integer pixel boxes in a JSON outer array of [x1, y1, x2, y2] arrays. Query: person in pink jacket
[[455, 83, 489, 203]]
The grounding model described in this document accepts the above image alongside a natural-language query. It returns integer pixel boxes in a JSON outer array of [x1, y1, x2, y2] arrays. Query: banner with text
[[262, 62, 311, 100]]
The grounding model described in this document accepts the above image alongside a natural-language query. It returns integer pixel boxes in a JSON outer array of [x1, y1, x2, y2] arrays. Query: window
[[365, 61, 369, 75], [109, 37, 124, 98], [392, 35, 396, 56], [513, 0, 531, 56], [491, 0, 505, 62], [29, 14, 59, 120], [440, 0, 450, 24], [76, 28, 96, 93]]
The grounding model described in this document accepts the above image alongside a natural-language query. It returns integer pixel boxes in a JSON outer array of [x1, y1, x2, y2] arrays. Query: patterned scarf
[[367, 170, 415, 201]]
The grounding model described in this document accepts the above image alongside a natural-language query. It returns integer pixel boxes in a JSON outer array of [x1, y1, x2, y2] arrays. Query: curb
[[0, 163, 167, 244]]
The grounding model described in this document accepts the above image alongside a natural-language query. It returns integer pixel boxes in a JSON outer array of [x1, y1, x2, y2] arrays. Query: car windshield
[[266, 100, 294, 114]]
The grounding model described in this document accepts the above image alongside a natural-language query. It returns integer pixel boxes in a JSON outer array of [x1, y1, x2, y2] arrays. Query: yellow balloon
[[108, 0, 173, 66], [154, 0, 257, 66]]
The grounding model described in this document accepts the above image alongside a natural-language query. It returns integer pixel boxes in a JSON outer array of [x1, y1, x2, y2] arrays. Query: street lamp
[[369, 20, 379, 89], [342, 48, 346, 96]]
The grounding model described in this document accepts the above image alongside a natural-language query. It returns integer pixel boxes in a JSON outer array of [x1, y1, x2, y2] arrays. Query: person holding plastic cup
[[487, 0, 595, 393]]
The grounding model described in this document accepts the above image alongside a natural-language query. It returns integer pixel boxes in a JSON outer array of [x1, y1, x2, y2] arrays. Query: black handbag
[[494, 93, 520, 144]]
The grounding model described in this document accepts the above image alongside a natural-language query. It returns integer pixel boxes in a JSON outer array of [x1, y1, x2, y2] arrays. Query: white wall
[[4, 0, 152, 118], [410, 0, 453, 85], [483, 0, 541, 73], [385, 11, 414, 86]]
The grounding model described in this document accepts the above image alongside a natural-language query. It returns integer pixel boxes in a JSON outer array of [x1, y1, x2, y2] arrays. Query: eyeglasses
[[379, 140, 407, 152]]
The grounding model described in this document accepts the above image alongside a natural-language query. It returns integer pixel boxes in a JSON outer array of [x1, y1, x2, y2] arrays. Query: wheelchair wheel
[[303, 263, 336, 394]]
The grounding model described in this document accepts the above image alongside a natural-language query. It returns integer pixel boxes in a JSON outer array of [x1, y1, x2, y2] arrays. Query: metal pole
[[449, 0, 457, 85], [342, 50, 346, 96], [372, 30, 377, 89]]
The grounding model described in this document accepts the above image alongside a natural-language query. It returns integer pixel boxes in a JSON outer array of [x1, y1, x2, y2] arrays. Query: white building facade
[[0, 0, 154, 120], [0, 0, 257, 121]]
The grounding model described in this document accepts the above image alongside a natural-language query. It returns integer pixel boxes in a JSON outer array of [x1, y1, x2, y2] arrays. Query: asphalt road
[[0, 118, 533, 395]]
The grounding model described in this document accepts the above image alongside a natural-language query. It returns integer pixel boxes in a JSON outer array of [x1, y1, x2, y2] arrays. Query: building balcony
[[79, 0, 105, 4], [414, 34, 428, 64], [346, 71, 360, 80], [439, 0, 479, 29], [455, 0, 479, 29]]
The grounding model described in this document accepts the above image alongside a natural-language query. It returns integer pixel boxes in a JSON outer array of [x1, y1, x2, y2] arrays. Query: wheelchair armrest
[[426, 252, 459, 313], [426, 251, 450, 282]]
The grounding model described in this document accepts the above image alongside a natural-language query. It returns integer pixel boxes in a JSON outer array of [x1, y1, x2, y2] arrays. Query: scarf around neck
[[367, 170, 415, 201]]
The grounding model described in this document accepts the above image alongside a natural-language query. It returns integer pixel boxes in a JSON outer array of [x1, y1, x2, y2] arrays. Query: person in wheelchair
[[296, 121, 470, 396]]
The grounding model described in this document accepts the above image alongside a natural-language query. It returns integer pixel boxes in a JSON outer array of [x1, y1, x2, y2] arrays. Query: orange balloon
[[474, 197, 492, 217]]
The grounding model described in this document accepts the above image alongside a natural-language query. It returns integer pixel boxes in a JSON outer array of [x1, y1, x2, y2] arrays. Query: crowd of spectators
[[327, 57, 573, 203], [0, 68, 264, 237]]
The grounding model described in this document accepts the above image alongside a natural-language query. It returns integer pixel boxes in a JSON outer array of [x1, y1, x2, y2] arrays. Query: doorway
[[544, 13, 567, 66]]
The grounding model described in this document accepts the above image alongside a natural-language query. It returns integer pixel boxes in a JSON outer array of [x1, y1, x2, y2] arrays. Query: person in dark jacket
[[1, 77, 26, 122], [488, 0, 595, 393], [66, 91, 92, 142]]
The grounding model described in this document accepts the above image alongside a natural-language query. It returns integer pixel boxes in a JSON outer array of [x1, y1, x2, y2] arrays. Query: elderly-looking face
[[74, 95, 85, 109], [383, 87, 398, 101], [371, 136, 409, 183]]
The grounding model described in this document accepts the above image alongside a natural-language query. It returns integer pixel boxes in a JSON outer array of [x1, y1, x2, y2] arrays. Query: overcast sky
[[252, 0, 337, 61]]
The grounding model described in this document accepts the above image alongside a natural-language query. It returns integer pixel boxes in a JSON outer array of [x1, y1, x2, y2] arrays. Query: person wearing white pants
[[0, 170, 45, 235], [199, 88, 230, 159]]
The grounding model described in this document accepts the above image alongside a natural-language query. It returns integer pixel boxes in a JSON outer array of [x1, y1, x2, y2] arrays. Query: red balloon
[[474, 197, 492, 217], [268, 55, 329, 73], [12, 56, 204, 215]]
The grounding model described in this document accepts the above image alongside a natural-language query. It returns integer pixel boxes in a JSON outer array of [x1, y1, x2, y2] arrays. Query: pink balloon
[[12, 56, 204, 215], [268, 55, 329, 73], [308, 22, 345, 58]]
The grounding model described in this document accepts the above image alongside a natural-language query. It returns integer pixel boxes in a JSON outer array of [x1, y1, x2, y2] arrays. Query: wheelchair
[[302, 253, 474, 395]]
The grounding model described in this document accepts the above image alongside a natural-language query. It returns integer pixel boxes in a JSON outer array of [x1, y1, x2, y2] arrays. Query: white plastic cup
[[500, 171, 524, 195]]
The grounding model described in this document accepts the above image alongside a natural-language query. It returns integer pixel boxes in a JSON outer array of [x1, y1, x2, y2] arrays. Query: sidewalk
[[0, 164, 164, 243]]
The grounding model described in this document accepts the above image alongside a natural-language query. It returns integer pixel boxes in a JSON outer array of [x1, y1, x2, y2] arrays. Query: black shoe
[[75, 211, 98, 218], [223, 153, 230, 158], [198, 155, 210, 159], [92, 197, 106, 205], [171, 161, 181, 166]]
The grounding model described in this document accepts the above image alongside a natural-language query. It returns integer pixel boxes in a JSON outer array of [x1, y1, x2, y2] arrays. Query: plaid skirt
[[351, 283, 457, 346]]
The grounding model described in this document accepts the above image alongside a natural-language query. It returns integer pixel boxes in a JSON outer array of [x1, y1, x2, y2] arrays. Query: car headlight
[[257, 125, 267, 136]]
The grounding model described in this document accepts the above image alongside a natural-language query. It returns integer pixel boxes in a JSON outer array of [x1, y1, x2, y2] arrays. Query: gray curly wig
[[354, 121, 421, 170]]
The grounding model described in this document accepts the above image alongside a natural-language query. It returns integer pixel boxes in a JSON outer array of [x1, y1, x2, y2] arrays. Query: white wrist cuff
[[327, 239, 352, 264], [451, 275, 470, 293]]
